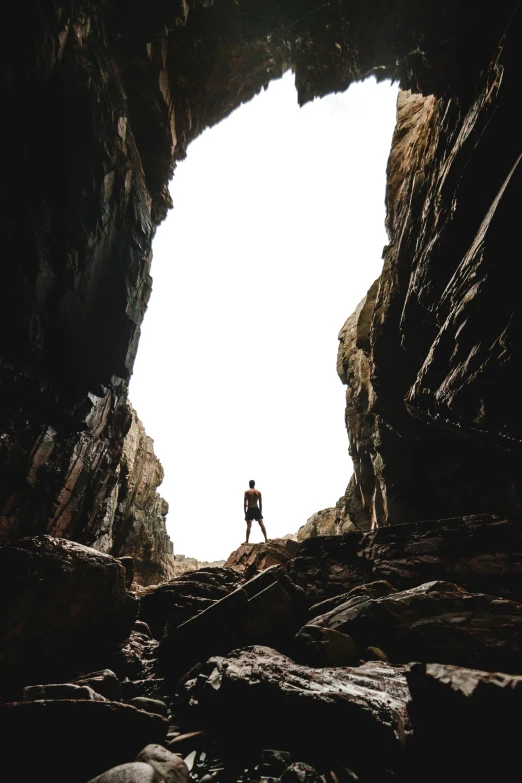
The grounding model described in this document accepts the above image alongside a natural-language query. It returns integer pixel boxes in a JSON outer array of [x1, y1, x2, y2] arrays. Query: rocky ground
[[1, 516, 521, 782]]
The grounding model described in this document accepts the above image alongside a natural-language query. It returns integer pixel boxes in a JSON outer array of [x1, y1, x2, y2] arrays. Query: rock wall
[[337, 17, 522, 528], [93, 403, 175, 586]]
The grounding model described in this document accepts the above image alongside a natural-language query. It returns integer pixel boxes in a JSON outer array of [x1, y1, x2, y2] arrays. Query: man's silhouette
[[244, 479, 268, 544]]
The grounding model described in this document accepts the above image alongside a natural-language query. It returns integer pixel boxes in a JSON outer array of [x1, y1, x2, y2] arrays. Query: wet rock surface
[[182, 646, 410, 779], [304, 580, 522, 672]]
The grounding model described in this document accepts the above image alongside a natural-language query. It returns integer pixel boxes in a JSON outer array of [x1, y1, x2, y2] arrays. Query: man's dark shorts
[[245, 506, 263, 521]]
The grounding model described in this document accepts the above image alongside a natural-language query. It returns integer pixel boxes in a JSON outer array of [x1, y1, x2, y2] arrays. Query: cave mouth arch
[[0, 0, 516, 563], [129, 71, 399, 561]]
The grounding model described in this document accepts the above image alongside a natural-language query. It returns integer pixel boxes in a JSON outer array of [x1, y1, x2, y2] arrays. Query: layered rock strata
[[337, 17, 522, 527], [93, 403, 175, 586]]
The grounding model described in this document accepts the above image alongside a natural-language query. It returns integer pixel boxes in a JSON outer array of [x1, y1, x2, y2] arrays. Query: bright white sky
[[129, 72, 398, 561]]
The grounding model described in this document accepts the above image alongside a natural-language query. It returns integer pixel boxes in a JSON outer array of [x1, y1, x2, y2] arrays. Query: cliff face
[[94, 403, 175, 585], [337, 22, 522, 527]]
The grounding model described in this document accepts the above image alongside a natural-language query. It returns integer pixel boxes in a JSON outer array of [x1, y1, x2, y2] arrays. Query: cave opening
[[129, 72, 399, 561]]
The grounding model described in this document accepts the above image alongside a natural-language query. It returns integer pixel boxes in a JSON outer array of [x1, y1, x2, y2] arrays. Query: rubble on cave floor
[[1, 514, 522, 782]]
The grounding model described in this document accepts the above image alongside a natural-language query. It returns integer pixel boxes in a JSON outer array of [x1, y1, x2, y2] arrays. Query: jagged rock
[[183, 646, 410, 780], [159, 567, 307, 685], [0, 700, 168, 783], [308, 581, 397, 621], [107, 628, 159, 681], [405, 662, 522, 783], [336, 26, 522, 530], [288, 514, 522, 605], [22, 683, 106, 701], [0, 536, 137, 690], [304, 580, 522, 672], [93, 403, 175, 587], [139, 567, 244, 640], [224, 539, 299, 580], [73, 670, 122, 701]]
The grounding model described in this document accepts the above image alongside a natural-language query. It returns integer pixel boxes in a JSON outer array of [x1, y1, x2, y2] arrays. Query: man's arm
[[244, 491, 248, 515], [258, 491, 262, 513]]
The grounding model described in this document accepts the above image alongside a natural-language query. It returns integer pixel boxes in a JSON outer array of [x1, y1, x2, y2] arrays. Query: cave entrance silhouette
[[129, 72, 399, 561]]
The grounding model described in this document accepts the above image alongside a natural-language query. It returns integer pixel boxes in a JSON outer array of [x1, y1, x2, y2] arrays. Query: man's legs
[[258, 519, 268, 542], [245, 520, 252, 544]]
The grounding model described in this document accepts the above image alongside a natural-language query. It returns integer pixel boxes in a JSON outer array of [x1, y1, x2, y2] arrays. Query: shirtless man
[[244, 479, 268, 544]]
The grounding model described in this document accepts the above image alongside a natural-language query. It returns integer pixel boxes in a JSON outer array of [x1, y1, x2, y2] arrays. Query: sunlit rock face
[[93, 403, 175, 586], [337, 21, 522, 527]]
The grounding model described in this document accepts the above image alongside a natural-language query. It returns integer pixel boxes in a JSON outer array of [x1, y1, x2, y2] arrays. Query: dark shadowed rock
[[0, 700, 168, 783], [293, 625, 359, 667], [405, 662, 522, 783], [139, 567, 244, 640], [107, 628, 159, 681], [308, 581, 397, 620], [183, 646, 410, 781], [288, 515, 522, 606], [306, 580, 522, 672], [0, 536, 137, 690], [225, 539, 299, 580], [259, 749, 292, 776], [73, 669, 121, 701], [159, 567, 307, 685], [129, 697, 168, 718], [280, 762, 323, 783], [22, 683, 106, 701]]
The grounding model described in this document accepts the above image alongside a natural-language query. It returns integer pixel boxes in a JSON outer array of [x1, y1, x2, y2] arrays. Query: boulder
[[139, 567, 244, 640], [0, 536, 137, 690], [405, 662, 522, 783], [224, 538, 299, 580], [183, 646, 410, 780], [0, 700, 168, 783], [159, 567, 307, 685], [305, 580, 522, 672], [136, 744, 190, 783]]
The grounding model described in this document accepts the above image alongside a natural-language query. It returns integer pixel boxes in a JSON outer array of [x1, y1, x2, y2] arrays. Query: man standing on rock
[[244, 479, 268, 544]]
